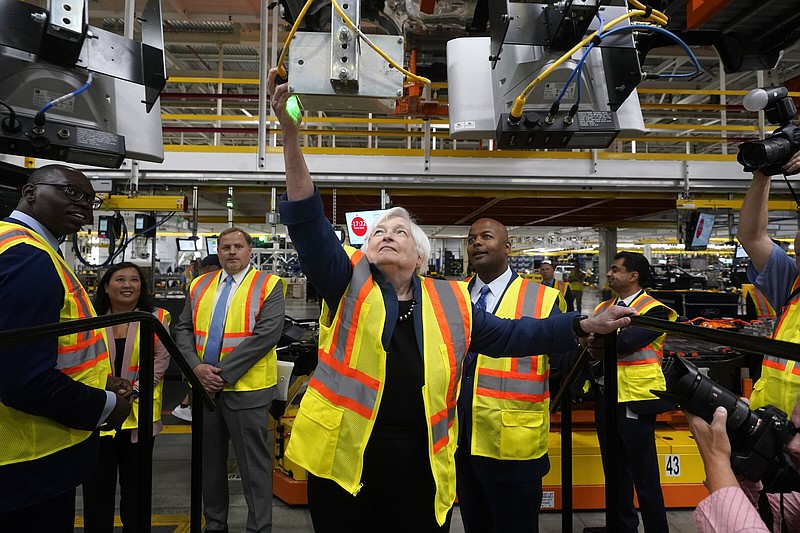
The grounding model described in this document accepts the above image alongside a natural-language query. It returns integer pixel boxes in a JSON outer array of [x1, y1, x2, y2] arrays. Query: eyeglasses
[[33, 182, 103, 209]]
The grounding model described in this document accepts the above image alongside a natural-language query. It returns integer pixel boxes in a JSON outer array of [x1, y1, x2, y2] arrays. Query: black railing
[[0, 311, 215, 533], [551, 315, 799, 533]]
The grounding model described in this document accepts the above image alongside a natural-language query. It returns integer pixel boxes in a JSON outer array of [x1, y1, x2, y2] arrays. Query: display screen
[[206, 236, 218, 255], [344, 209, 387, 246], [98, 216, 109, 237], [685, 212, 715, 251], [176, 238, 197, 252]]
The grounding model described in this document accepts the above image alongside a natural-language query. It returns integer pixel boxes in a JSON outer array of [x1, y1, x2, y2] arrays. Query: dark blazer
[[278, 189, 583, 360], [0, 216, 106, 512]]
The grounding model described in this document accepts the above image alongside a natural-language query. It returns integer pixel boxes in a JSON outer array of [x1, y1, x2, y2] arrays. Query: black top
[[114, 338, 127, 377], [374, 299, 426, 431]]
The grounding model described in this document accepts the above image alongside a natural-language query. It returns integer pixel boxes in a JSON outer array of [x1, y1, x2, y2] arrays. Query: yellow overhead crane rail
[[676, 199, 800, 210], [97, 195, 188, 213], [161, 78, 792, 152]]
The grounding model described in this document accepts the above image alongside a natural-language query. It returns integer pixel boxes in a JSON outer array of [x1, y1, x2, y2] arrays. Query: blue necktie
[[204, 275, 234, 365], [466, 285, 492, 366]]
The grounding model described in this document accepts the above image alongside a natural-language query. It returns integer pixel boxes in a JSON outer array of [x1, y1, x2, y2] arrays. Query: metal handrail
[[0, 311, 215, 533], [630, 315, 800, 361]]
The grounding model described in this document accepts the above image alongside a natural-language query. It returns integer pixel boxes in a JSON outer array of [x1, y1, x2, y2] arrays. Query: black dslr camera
[[737, 87, 800, 177], [653, 356, 797, 482]]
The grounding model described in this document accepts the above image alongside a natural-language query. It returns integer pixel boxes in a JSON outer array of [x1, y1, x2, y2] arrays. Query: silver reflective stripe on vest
[[312, 358, 379, 416], [0, 226, 107, 371], [219, 272, 273, 351], [329, 252, 373, 364], [55, 334, 106, 371], [191, 273, 219, 346], [475, 279, 544, 395], [476, 373, 547, 396], [123, 309, 166, 382], [428, 279, 469, 449], [513, 357, 535, 375], [764, 355, 786, 367], [618, 295, 663, 363], [65, 268, 97, 343], [312, 252, 380, 417]]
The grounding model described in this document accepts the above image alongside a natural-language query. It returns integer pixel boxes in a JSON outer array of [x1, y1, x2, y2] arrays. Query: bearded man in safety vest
[[0, 165, 132, 532], [457, 218, 570, 533], [737, 150, 800, 527], [174, 226, 286, 533], [584, 251, 676, 533]]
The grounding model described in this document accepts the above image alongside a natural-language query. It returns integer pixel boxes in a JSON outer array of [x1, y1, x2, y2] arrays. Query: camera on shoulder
[[737, 87, 800, 177]]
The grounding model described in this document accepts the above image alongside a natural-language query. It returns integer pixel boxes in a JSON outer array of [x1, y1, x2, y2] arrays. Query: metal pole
[[228, 185, 234, 227], [562, 387, 573, 533], [191, 387, 204, 533], [603, 330, 619, 532], [258, 0, 270, 169], [137, 320, 155, 533], [150, 211, 157, 294]]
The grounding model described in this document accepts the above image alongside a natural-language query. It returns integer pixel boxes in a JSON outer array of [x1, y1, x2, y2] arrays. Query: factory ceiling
[[17, 0, 800, 238]]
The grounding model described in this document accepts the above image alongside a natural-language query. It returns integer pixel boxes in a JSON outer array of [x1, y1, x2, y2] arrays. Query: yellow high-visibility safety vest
[[189, 268, 286, 391], [750, 275, 800, 415], [285, 247, 471, 526], [471, 277, 565, 460], [742, 283, 776, 319], [120, 308, 171, 430], [0, 222, 110, 466], [553, 280, 571, 299], [595, 293, 677, 402]]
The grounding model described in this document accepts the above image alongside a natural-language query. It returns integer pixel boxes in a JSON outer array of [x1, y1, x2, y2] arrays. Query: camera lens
[[660, 356, 759, 433], [738, 137, 794, 169]]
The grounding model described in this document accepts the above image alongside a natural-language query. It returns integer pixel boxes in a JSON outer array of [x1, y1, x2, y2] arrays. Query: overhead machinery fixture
[[0, 0, 167, 168], [447, 0, 700, 150], [277, 0, 411, 114]]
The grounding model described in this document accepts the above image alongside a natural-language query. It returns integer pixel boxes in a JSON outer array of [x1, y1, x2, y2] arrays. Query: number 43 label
[[665, 455, 681, 477]]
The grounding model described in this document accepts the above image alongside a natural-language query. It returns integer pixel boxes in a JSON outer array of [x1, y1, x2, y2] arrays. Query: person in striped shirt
[[689, 398, 800, 532]]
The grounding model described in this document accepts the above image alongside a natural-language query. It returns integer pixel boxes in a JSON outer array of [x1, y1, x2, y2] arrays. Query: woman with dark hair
[[82, 262, 171, 533]]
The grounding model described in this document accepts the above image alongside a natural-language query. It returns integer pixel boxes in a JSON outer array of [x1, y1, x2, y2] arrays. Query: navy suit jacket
[[0, 217, 106, 512]]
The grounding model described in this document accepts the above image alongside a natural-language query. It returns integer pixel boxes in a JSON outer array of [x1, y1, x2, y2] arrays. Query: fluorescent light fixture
[[241, 109, 253, 117]]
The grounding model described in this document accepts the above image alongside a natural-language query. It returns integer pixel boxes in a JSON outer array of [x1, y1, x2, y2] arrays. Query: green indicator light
[[286, 95, 303, 124]]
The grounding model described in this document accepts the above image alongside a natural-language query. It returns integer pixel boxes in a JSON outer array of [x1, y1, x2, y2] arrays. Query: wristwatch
[[572, 314, 590, 337]]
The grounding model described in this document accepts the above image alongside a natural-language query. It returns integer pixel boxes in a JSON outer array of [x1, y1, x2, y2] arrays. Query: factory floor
[[75, 289, 700, 532]]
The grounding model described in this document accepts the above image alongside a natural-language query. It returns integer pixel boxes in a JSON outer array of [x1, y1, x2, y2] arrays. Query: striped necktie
[[466, 285, 492, 366]]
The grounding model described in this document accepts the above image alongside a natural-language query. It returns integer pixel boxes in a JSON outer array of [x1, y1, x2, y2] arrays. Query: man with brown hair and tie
[[175, 227, 286, 533]]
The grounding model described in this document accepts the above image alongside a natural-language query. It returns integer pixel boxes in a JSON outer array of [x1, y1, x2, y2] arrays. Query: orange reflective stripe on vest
[[423, 277, 469, 453], [189, 268, 284, 391], [0, 222, 110, 466], [750, 275, 800, 414], [470, 278, 561, 460], [476, 280, 549, 402], [743, 283, 776, 319], [310, 249, 381, 419], [285, 246, 471, 526], [594, 292, 677, 402]]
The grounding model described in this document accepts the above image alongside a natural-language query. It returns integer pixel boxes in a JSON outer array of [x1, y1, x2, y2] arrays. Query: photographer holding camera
[[688, 398, 800, 532], [738, 150, 800, 416], [735, 109, 800, 530]]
